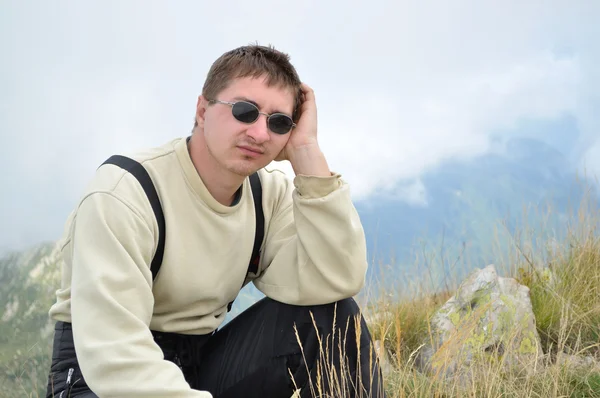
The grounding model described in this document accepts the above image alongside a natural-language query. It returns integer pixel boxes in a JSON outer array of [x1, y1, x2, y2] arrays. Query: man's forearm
[[288, 143, 331, 177]]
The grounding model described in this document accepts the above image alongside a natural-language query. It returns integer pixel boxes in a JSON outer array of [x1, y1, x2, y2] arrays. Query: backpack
[[101, 155, 264, 313]]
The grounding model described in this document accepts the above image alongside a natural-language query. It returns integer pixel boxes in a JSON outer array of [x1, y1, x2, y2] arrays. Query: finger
[[300, 83, 314, 99], [300, 83, 315, 107]]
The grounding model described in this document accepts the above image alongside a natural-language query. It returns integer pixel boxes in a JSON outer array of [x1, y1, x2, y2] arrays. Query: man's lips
[[238, 145, 264, 156]]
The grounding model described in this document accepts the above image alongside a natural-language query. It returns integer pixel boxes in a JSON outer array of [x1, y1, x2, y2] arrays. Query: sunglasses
[[209, 99, 296, 135]]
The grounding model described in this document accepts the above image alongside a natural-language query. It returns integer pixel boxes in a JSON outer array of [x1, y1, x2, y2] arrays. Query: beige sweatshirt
[[48, 136, 368, 397]]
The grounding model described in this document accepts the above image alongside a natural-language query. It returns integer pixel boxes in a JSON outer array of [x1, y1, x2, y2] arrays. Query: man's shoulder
[[116, 137, 182, 167], [58, 138, 185, 248], [80, 137, 184, 202]]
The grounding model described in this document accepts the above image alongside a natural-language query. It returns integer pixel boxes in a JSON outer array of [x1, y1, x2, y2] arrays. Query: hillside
[[0, 241, 59, 396]]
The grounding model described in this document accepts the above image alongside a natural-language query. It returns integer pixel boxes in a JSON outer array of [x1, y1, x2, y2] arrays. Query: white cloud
[[381, 179, 429, 207], [0, 0, 599, 249], [581, 142, 600, 180], [307, 51, 582, 199]]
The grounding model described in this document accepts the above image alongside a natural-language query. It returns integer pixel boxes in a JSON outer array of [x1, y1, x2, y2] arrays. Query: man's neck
[[187, 135, 244, 206]]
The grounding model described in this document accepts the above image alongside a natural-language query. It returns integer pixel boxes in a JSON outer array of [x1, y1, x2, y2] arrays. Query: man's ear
[[196, 95, 208, 128]]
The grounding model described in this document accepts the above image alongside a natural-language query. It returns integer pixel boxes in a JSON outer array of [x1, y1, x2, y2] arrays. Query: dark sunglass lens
[[232, 102, 259, 123], [269, 115, 293, 134]]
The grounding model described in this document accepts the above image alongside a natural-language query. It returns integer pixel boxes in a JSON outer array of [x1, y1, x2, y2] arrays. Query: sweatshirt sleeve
[[69, 191, 211, 397], [253, 172, 368, 305]]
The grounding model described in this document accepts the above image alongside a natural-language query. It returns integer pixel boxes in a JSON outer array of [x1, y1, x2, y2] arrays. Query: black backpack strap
[[100, 155, 166, 281], [248, 172, 264, 275], [227, 172, 264, 312]]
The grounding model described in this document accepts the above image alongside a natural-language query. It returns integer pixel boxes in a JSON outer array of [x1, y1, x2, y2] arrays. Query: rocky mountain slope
[[0, 241, 60, 396]]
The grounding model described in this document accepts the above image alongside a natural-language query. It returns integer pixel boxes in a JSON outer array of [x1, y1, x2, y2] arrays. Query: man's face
[[195, 75, 295, 177]]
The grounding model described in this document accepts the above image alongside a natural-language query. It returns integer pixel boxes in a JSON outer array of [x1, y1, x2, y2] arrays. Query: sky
[[1, 0, 599, 252]]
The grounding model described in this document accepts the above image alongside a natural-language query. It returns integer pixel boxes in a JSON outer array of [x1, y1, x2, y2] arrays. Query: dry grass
[[295, 181, 600, 397]]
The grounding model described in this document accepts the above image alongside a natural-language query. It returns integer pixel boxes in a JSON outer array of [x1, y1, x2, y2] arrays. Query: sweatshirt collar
[[174, 136, 246, 215]]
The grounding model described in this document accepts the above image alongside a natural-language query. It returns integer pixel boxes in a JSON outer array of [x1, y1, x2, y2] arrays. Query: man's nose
[[246, 115, 271, 143]]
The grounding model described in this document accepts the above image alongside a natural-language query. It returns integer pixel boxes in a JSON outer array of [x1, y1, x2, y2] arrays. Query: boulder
[[556, 352, 600, 372], [415, 264, 543, 377]]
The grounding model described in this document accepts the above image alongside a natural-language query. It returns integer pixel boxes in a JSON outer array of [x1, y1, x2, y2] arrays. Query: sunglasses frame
[[208, 99, 296, 135]]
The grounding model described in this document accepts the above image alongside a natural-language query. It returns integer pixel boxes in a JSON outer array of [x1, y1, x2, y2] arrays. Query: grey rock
[[556, 353, 600, 371], [415, 264, 543, 378]]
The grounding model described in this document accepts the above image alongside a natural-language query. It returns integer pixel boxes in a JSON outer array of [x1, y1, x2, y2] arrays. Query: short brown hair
[[196, 44, 302, 127]]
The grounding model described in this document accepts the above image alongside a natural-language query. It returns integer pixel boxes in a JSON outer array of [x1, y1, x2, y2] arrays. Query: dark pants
[[46, 297, 387, 397]]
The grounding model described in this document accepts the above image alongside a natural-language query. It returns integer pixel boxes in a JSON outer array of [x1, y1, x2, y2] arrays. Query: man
[[46, 44, 386, 397]]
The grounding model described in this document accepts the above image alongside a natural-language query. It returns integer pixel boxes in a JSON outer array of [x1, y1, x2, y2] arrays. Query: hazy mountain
[[356, 136, 595, 291]]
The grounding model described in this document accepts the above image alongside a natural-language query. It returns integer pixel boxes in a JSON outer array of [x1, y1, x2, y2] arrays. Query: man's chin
[[228, 161, 267, 177]]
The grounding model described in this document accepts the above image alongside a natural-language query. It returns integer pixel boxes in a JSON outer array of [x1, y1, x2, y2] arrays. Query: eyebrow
[[233, 96, 290, 116]]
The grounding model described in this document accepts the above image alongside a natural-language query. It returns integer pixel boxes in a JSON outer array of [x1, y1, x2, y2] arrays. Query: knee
[[313, 297, 362, 320], [296, 297, 365, 334], [329, 297, 362, 318], [261, 297, 366, 337]]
